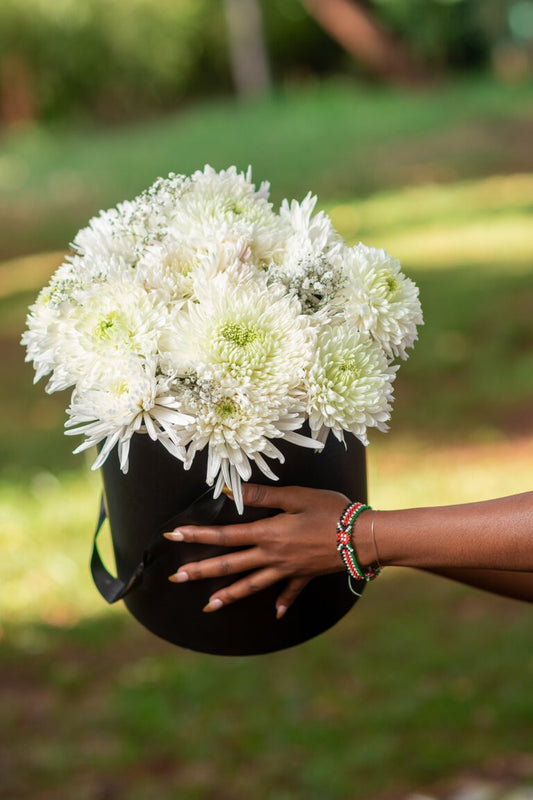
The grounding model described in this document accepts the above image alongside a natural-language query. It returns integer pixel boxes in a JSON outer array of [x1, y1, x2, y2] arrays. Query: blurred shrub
[[0, 0, 217, 124], [0, 0, 517, 127], [372, 0, 504, 71], [261, 0, 348, 82]]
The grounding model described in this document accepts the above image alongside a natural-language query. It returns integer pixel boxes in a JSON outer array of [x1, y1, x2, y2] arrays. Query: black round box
[[93, 430, 367, 656]]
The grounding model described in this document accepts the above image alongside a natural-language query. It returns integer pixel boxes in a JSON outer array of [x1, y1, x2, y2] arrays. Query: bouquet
[[22, 166, 422, 513]]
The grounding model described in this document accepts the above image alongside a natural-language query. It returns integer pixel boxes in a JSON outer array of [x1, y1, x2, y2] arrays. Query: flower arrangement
[[22, 166, 422, 512]]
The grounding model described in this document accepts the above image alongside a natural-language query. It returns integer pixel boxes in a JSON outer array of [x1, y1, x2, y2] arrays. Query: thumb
[[239, 483, 310, 513]]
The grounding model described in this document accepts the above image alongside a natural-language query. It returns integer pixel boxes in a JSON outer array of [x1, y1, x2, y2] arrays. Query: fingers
[[169, 548, 263, 583], [202, 568, 285, 613], [164, 520, 262, 548], [275, 577, 310, 619]]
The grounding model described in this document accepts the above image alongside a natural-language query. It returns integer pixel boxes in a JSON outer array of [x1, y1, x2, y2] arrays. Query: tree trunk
[[301, 0, 427, 86], [0, 56, 37, 127], [223, 0, 272, 99]]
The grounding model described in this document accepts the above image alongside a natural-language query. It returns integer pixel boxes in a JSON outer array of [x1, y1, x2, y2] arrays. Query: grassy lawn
[[2, 443, 533, 800], [2, 77, 533, 799], [0, 75, 532, 259]]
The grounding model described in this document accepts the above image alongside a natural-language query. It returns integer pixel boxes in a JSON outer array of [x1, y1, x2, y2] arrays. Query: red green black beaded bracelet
[[336, 502, 381, 585]]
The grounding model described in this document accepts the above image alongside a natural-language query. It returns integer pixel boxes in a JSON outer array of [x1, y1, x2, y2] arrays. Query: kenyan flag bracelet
[[336, 502, 381, 582]]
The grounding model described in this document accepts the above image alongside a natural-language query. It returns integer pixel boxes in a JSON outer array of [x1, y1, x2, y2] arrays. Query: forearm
[[422, 567, 533, 603], [356, 492, 533, 573]]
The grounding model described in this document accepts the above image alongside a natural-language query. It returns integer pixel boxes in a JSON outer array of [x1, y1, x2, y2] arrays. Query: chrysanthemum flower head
[[337, 243, 423, 359], [134, 236, 199, 303], [65, 357, 192, 473], [306, 319, 397, 446], [46, 279, 165, 392], [171, 377, 319, 512], [167, 165, 288, 267], [161, 268, 314, 394]]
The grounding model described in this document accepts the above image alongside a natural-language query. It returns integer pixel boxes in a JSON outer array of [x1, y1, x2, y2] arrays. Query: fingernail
[[276, 605, 287, 620], [168, 571, 189, 583], [203, 598, 224, 613], [222, 485, 233, 498], [163, 530, 184, 541]]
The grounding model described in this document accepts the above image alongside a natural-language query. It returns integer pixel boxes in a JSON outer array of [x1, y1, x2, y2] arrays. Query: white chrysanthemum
[[160, 268, 314, 393], [46, 280, 165, 392], [190, 246, 268, 303], [65, 358, 193, 473], [22, 255, 139, 389], [73, 175, 190, 267], [338, 243, 423, 359], [306, 320, 397, 446], [268, 193, 344, 313], [73, 201, 147, 266], [280, 192, 342, 261], [167, 165, 288, 267], [136, 233, 257, 306], [22, 285, 69, 384], [172, 378, 320, 513], [134, 236, 200, 303]]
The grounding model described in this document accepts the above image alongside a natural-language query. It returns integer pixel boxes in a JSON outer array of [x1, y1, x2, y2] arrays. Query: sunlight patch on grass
[[381, 213, 533, 269], [329, 172, 533, 269], [368, 434, 533, 510], [0, 467, 116, 628], [329, 173, 533, 237]]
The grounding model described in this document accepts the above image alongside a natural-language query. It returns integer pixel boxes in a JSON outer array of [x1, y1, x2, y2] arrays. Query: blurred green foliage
[[373, 0, 502, 69], [0, 0, 214, 122], [1, 76, 531, 260], [0, 0, 526, 125]]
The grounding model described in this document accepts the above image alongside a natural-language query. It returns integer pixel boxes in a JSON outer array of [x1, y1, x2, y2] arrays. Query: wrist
[[352, 508, 377, 569]]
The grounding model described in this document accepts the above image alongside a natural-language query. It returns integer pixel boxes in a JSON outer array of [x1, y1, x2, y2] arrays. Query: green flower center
[[338, 356, 361, 378], [379, 270, 400, 298], [215, 398, 238, 419], [220, 322, 259, 348], [110, 380, 130, 396], [168, 255, 195, 276], [94, 311, 130, 342]]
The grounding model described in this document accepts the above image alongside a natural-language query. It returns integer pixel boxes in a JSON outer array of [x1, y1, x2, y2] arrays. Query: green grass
[[3, 547, 533, 799], [1, 75, 532, 258], [2, 77, 533, 800]]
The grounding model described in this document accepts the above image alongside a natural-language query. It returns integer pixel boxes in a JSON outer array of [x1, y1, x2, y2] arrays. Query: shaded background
[[1, 2, 533, 798]]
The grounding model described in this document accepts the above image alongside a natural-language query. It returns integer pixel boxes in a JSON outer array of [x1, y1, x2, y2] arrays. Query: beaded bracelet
[[336, 502, 382, 588]]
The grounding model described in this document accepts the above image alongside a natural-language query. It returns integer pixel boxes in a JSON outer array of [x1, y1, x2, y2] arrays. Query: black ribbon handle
[[90, 488, 226, 604]]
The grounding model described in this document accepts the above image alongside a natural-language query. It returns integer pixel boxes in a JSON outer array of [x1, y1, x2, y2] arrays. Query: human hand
[[164, 484, 350, 618]]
